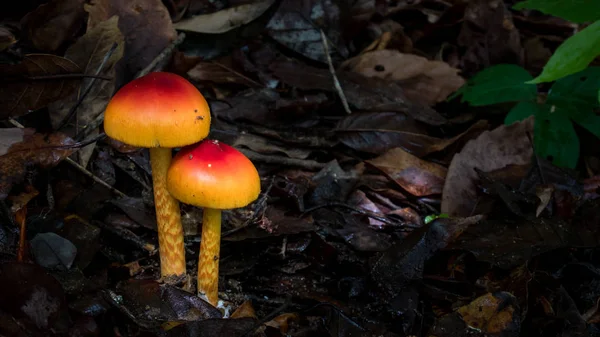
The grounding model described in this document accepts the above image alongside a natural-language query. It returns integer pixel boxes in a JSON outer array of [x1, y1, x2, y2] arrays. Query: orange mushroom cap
[[104, 72, 211, 148], [167, 139, 261, 209]]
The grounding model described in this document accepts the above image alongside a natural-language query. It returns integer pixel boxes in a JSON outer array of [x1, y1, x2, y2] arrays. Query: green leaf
[[451, 64, 536, 106], [547, 67, 600, 110], [513, 0, 600, 23], [530, 20, 600, 84], [505, 101, 540, 125], [534, 106, 580, 168], [570, 109, 600, 139]]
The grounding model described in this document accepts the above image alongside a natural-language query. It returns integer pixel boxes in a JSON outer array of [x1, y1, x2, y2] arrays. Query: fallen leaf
[[20, 0, 86, 52], [187, 59, 260, 87], [266, 0, 348, 63], [458, 0, 523, 74], [0, 54, 82, 119], [49, 15, 124, 168], [174, 0, 275, 34], [0, 129, 76, 200], [366, 147, 447, 196], [233, 133, 312, 159], [341, 50, 466, 106], [30, 232, 78, 270], [431, 292, 521, 336], [269, 59, 448, 126], [441, 117, 534, 217], [85, 0, 176, 84], [336, 112, 488, 156]]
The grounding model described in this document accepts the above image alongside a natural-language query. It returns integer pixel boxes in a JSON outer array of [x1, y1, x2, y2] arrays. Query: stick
[[320, 29, 351, 114], [8, 118, 127, 198]]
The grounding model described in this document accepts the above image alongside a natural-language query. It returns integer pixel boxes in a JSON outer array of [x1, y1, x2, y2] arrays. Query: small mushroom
[[166, 139, 260, 305]]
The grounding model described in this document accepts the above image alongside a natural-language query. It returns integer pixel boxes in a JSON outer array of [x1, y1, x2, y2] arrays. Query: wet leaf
[[0, 129, 76, 200], [513, 0, 600, 24], [174, 0, 276, 34], [0, 262, 70, 332], [336, 112, 488, 156], [442, 118, 534, 217], [366, 147, 447, 197], [30, 232, 78, 270], [0, 54, 81, 118], [233, 133, 312, 159], [20, 0, 86, 52], [85, 0, 176, 83], [187, 59, 260, 87], [266, 0, 347, 63], [49, 15, 124, 168], [342, 50, 466, 106]]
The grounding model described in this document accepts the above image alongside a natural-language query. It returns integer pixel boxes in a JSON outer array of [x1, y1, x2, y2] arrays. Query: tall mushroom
[[166, 139, 260, 305], [104, 72, 211, 278]]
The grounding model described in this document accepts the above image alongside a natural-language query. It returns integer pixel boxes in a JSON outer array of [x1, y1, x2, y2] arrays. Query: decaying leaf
[[336, 112, 488, 156], [366, 147, 447, 196], [85, 0, 176, 83], [233, 133, 312, 159], [49, 15, 124, 168], [266, 0, 348, 63], [20, 0, 86, 52], [441, 117, 534, 217], [0, 54, 82, 119], [174, 0, 276, 34], [0, 128, 76, 200], [341, 50, 466, 106]]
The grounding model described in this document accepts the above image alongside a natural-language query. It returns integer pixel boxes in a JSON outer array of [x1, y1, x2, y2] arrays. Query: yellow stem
[[149, 147, 186, 277], [198, 207, 221, 305]]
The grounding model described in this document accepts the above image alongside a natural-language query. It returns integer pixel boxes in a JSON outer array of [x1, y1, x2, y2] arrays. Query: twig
[[135, 32, 186, 78], [238, 148, 325, 170], [320, 30, 351, 114], [55, 42, 119, 132], [8, 118, 127, 198], [222, 176, 275, 238]]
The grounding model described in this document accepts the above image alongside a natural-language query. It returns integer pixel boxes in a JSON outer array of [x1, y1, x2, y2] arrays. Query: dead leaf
[[458, 0, 523, 74], [174, 0, 275, 34], [366, 147, 447, 196], [441, 117, 534, 217], [335, 112, 488, 156], [85, 0, 176, 84], [266, 0, 348, 63], [20, 0, 86, 52], [0, 54, 82, 119], [187, 59, 259, 87], [269, 59, 448, 126], [233, 133, 312, 159], [0, 129, 76, 200], [341, 49, 466, 106], [49, 15, 124, 168]]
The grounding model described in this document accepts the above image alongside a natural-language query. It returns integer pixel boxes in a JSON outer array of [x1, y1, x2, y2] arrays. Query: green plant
[[452, 65, 600, 168], [512, 0, 600, 83]]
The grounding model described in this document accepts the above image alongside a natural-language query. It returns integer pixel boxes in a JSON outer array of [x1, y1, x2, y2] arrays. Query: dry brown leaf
[[20, 0, 86, 52], [0, 129, 76, 200], [187, 59, 258, 87], [0, 54, 81, 119], [457, 292, 519, 334], [441, 117, 534, 217], [174, 0, 275, 34], [85, 0, 176, 83], [366, 147, 447, 197], [233, 133, 312, 159], [341, 49, 466, 106], [49, 15, 124, 168]]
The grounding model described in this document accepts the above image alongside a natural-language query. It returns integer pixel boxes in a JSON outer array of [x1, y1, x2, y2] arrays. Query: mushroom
[[103, 72, 211, 278], [166, 139, 260, 305]]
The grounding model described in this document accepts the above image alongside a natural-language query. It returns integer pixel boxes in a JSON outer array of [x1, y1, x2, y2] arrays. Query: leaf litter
[[1, 1, 600, 337]]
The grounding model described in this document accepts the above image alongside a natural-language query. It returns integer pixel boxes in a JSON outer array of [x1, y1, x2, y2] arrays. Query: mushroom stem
[[198, 207, 221, 305], [149, 147, 186, 277]]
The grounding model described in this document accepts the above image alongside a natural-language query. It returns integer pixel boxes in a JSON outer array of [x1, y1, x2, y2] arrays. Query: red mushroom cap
[[166, 139, 260, 209], [104, 72, 211, 148]]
